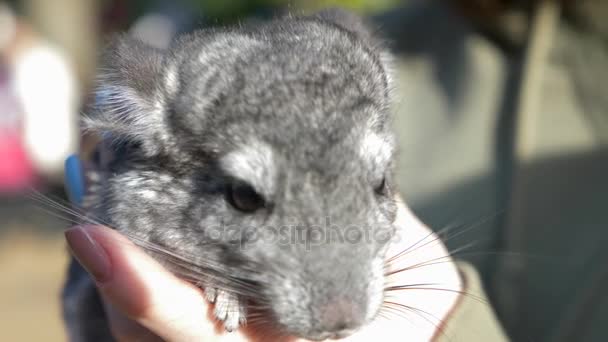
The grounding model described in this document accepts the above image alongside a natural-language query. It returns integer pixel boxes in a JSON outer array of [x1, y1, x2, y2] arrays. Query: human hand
[[65, 197, 461, 342]]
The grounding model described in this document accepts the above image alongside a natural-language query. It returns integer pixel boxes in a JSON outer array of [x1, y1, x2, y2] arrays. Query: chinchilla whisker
[[385, 285, 488, 305], [28, 199, 107, 227], [79, 226, 264, 296], [383, 301, 451, 342], [28, 187, 76, 209], [27, 189, 112, 227], [445, 239, 481, 255], [101, 229, 274, 296], [246, 305, 274, 314], [385, 241, 479, 276], [159, 253, 262, 289], [116, 232, 211, 265], [27, 191, 91, 221], [450, 251, 557, 265], [245, 316, 272, 325], [163, 260, 267, 298], [379, 304, 416, 323], [385, 259, 458, 277], [385, 244, 548, 282], [27, 188, 79, 213], [389, 213, 500, 262], [153, 255, 252, 288], [440, 211, 504, 244], [387, 211, 504, 265], [385, 209, 470, 264], [384, 301, 447, 326], [30, 205, 87, 226], [384, 282, 441, 289], [387, 248, 555, 280], [171, 269, 264, 299], [246, 303, 275, 312], [384, 241, 479, 276], [386, 215, 466, 264], [149, 245, 266, 278], [374, 308, 391, 321], [34, 184, 380, 311]]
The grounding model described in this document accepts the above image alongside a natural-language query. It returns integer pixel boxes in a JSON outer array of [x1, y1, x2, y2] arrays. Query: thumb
[[65, 225, 218, 342]]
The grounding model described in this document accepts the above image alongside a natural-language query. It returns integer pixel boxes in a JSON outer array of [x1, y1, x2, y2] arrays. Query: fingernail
[[65, 226, 111, 283]]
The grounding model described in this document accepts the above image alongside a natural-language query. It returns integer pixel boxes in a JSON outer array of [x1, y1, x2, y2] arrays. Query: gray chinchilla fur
[[63, 8, 398, 341]]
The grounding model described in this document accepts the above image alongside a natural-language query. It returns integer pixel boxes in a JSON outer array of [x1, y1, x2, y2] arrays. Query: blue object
[[64, 154, 85, 206]]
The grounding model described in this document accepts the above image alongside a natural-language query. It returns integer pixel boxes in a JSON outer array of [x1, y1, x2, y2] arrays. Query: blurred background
[[0, 0, 607, 341]]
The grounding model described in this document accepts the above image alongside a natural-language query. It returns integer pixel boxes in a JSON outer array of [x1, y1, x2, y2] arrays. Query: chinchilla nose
[[318, 298, 364, 338]]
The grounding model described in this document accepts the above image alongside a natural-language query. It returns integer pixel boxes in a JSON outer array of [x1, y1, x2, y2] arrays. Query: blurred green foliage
[[184, 0, 402, 21], [7, 0, 403, 27]]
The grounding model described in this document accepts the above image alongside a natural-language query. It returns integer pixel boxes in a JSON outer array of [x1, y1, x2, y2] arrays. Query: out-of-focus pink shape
[[0, 131, 36, 193]]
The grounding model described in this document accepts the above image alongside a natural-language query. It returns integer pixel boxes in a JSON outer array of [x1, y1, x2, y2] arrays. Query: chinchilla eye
[[374, 176, 388, 196], [228, 182, 266, 212]]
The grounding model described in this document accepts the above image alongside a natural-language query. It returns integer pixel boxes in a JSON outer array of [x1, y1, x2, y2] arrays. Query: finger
[[102, 300, 163, 342], [65, 225, 219, 341]]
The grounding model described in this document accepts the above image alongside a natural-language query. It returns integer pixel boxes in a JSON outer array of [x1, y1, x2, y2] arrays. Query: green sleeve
[[433, 262, 510, 342]]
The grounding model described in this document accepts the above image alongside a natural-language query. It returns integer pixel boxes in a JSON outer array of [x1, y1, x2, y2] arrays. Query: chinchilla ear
[[312, 8, 376, 43], [84, 35, 173, 155]]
